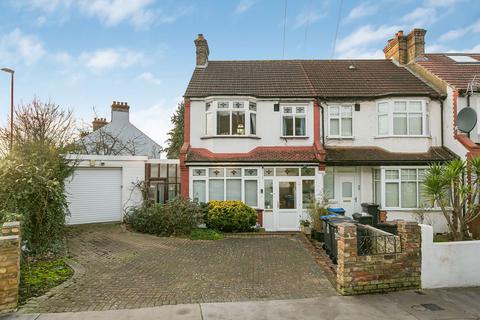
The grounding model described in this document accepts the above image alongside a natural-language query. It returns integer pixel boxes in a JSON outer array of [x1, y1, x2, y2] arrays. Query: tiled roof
[[186, 146, 321, 163], [417, 54, 480, 91], [184, 60, 439, 98], [325, 146, 457, 165]]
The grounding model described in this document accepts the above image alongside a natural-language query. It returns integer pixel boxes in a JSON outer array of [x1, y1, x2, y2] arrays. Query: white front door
[[263, 178, 301, 231], [337, 174, 355, 217]]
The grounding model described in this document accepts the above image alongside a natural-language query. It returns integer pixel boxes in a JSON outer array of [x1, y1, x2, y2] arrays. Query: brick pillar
[[0, 222, 21, 313], [336, 222, 358, 295], [395, 220, 421, 288]]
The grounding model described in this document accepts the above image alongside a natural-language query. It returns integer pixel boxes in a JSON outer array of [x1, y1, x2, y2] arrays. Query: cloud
[[439, 19, 480, 41], [0, 29, 46, 65], [336, 49, 385, 59], [19, 0, 73, 13], [336, 24, 402, 54], [402, 7, 438, 27], [344, 3, 378, 23], [80, 48, 144, 73], [235, 0, 255, 14], [136, 72, 161, 85], [294, 9, 324, 29]]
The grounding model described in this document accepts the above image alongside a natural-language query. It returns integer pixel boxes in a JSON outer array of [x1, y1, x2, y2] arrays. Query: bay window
[[377, 100, 428, 136], [205, 100, 257, 136], [328, 105, 353, 138], [282, 106, 306, 137]]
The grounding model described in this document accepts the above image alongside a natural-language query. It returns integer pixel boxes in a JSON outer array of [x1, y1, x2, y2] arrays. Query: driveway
[[21, 224, 335, 313]]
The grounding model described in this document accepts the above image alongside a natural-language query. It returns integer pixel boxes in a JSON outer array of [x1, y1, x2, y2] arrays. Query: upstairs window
[[205, 100, 257, 136], [328, 105, 353, 137], [282, 106, 306, 137], [377, 100, 427, 136]]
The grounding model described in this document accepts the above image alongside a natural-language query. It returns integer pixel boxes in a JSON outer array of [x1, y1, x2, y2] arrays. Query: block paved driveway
[[22, 224, 335, 313]]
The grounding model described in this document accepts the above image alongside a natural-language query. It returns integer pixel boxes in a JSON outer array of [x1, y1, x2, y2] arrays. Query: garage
[[65, 168, 123, 225]]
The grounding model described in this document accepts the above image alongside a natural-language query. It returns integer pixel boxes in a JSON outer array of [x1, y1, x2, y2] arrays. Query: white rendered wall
[[444, 86, 469, 159], [323, 98, 442, 153], [421, 224, 480, 289]]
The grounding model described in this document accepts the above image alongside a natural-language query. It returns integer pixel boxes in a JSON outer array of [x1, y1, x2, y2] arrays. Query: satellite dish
[[457, 107, 478, 133]]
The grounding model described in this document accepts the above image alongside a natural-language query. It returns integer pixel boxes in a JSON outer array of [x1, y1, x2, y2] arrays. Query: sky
[[0, 0, 479, 150]]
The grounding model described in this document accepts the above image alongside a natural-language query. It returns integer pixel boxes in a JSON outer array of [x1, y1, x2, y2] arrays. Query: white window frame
[[281, 105, 307, 137], [377, 167, 429, 210], [376, 99, 429, 137], [205, 99, 258, 137], [327, 105, 353, 138]]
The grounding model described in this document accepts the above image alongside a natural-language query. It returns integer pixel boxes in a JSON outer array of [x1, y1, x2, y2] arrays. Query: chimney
[[92, 117, 108, 131], [194, 34, 209, 67], [384, 29, 426, 65], [111, 101, 130, 123]]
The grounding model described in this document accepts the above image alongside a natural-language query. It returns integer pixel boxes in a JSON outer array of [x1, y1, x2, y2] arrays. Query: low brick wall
[[0, 222, 21, 313], [336, 220, 421, 295]]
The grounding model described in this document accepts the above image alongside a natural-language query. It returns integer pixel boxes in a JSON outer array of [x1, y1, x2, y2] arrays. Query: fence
[[357, 225, 401, 255]]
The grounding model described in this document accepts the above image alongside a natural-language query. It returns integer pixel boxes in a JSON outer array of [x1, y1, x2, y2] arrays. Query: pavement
[[3, 287, 480, 320], [21, 225, 334, 313]]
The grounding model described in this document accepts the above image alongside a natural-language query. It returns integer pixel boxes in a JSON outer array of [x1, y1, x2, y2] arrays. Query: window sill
[[280, 136, 309, 140], [374, 135, 431, 139], [200, 135, 261, 140], [327, 136, 354, 140]]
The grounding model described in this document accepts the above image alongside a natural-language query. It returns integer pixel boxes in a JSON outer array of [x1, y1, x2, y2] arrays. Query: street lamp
[[1, 68, 14, 151]]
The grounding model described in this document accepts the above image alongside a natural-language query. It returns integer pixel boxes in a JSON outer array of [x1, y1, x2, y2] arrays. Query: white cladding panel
[[66, 168, 122, 225]]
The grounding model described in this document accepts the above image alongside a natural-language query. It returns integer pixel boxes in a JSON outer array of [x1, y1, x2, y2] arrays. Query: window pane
[[217, 111, 230, 135], [156, 182, 166, 204], [401, 169, 416, 180], [232, 111, 245, 135], [226, 179, 241, 200], [301, 167, 315, 176], [394, 101, 407, 112], [264, 168, 274, 176], [385, 170, 399, 179], [209, 180, 224, 200], [160, 164, 167, 178], [341, 118, 352, 136], [385, 183, 399, 207], [393, 113, 407, 135], [209, 168, 224, 177], [283, 106, 292, 114], [279, 181, 296, 209], [378, 102, 389, 113], [408, 113, 423, 135], [250, 113, 256, 135], [418, 183, 431, 208], [341, 106, 352, 117], [374, 180, 381, 205], [168, 183, 177, 200], [329, 106, 339, 116], [409, 101, 422, 112], [218, 102, 228, 108], [276, 168, 299, 176], [233, 102, 244, 109], [264, 179, 273, 209], [378, 114, 389, 135], [150, 164, 159, 178], [296, 106, 305, 114], [295, 116, 306, 136], [226, 168, 241, 177], [249, 102, 257, 111], [330, 119, 340, 136], [374, 169, 381, 180], [245, 180, 258, 207], [324, 172, 334, 199], [302, 180, 315, 208], [283, 116, 293, 136], [342, 182, 353, 198], [401, 182, 417, 208], [244, 168, 258, 176], [193, 168, 206, 176], [168, 164, 177, 182]]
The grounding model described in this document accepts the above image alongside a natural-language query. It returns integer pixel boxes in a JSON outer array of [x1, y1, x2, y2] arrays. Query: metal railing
[[357, 233, 401, 255]]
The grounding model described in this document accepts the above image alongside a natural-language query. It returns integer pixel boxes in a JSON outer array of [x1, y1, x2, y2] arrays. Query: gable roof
[[416, 54, 480, 91], [184, 60, 439, 99]]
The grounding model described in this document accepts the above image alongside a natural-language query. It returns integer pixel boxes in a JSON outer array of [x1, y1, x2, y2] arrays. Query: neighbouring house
[[65, 102, 179, 225], [79, 101, 162, 158], [179, 34, 456, 232], [384, 28, 480, 235]]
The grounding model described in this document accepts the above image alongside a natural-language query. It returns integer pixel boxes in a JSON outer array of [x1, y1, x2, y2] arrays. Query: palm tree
[[423, 158, 480, 241]]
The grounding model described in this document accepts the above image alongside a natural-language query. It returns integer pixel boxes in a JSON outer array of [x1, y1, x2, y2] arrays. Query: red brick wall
[[0, 222, 21, 313]]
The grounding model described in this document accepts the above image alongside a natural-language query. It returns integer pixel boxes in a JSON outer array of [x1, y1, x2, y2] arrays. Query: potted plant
[[300, 219, 311, 235], [308, 196, 329, 242]]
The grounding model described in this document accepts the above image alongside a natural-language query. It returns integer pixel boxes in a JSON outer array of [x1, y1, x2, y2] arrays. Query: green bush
[[207, 201, 257, 232], [126, 197, 205, 236], [0, 145, 73, 254], [189, 229, 224, 240]]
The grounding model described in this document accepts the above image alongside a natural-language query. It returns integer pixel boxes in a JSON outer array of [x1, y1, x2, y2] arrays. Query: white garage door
[[66, 168, 122, 225]]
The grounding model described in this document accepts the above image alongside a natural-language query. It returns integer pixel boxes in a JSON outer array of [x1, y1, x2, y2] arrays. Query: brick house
[[180, 34, 456, 232], [384, 29, 480, 159]]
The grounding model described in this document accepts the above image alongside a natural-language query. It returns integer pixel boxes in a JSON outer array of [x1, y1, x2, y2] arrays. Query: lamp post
[[1, 68, 14, 151]]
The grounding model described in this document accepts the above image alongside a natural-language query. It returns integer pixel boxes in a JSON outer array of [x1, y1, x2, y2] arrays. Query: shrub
[[189, 229, 224, 240], [207, 201, 257, 232], [125, 197, 204, 236]]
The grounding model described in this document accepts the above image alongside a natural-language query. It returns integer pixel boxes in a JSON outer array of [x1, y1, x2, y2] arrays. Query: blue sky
[[0, 0, 479, 149]]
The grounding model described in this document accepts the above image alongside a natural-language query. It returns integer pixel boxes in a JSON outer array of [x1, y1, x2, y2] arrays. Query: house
[[385, 29, 480, 235], [65, 101, 178, 225], [180, 34, 456, 232], [79, 101, 162, 158], [383, 29, 480, 160]]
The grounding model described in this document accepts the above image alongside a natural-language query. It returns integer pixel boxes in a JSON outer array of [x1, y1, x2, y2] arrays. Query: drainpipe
[[317, 98, 325, 147], [440, 99, 444, 146]]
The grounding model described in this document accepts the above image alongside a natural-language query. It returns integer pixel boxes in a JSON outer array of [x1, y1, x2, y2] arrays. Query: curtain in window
[[330, 119, 339, 135], [295, 116, 306, 136], [192, 181, 206, 203], [341, 118, 352, 136], [385, 182, 399, 207], [393, 113, 407, 135], [226, 179, 242, 200], [401, 182, 417, 208], [245, 180, 258, 207], [209, 180, 224, 200], [408, 113, 423, 135]]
